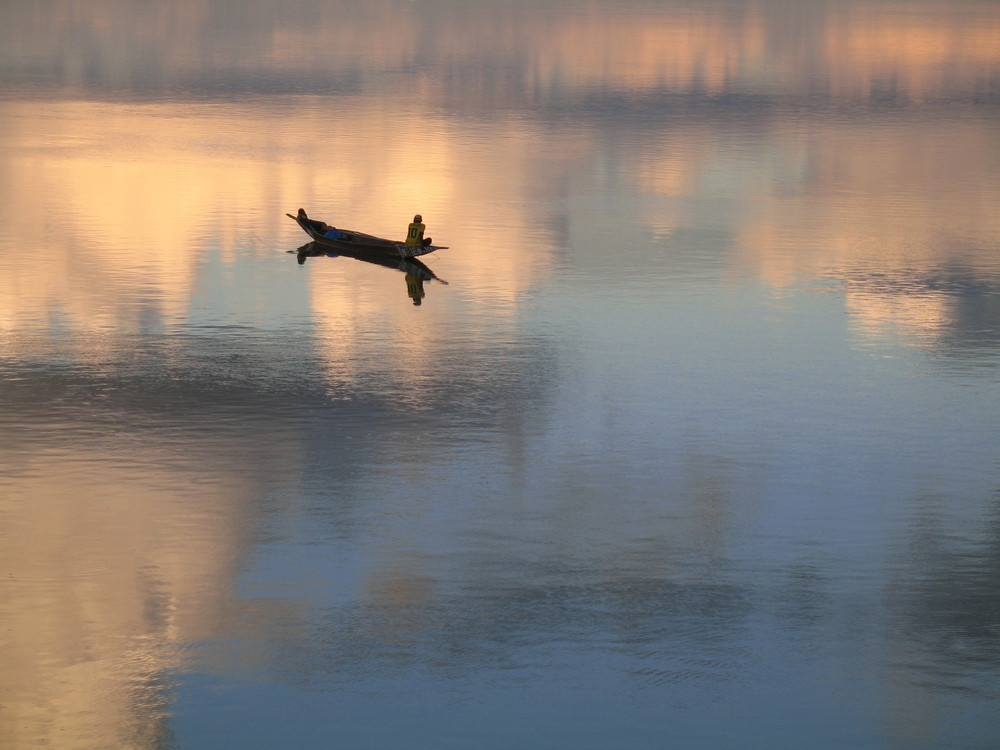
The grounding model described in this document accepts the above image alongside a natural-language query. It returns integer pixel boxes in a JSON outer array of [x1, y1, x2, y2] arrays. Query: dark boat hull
[[287, 213, 444, 258]]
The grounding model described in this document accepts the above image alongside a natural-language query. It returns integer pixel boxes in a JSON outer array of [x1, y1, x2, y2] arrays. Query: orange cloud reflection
[[728, 117, 999, 345], [0, 437, 302, 749], [824, 7, 1000, 100]]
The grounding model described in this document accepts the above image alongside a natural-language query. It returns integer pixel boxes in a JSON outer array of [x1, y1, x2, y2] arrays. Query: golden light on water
[[824, 8, 1000, 99], [533, 13, 768, 93], [4, 99, 996, 356], [0, 98, 573, 404], [729, 117, 1000, 342], [0, 438, 303, 749]]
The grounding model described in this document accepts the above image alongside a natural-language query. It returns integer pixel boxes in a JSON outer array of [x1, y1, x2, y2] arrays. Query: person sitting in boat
[[405, 214, 432, 247], [297, 208, 343, 238]]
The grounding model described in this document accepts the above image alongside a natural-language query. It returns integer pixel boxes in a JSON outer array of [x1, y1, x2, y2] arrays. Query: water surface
[[1, 1, 999, 748]]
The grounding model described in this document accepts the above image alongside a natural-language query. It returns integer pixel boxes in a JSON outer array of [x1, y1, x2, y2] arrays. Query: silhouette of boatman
[[405, 214, 432, 247]]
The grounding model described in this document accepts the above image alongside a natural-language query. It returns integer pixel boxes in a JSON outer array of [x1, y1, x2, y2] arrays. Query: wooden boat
[[287, 211, 446, 258]]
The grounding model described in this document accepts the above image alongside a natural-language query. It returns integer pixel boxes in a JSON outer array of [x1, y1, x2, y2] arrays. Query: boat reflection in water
[[292, 241, 448, 306]]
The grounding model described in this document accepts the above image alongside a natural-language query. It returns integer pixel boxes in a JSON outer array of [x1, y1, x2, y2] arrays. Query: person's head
[[413, 214, 422, 223]]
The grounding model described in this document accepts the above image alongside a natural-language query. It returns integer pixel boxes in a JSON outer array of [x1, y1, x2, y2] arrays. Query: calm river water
[[1, 1, 999, 748]]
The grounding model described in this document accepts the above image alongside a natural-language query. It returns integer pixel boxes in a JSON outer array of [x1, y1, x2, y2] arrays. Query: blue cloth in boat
[[325, 229, 342, 239]]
